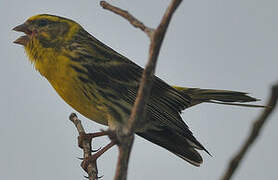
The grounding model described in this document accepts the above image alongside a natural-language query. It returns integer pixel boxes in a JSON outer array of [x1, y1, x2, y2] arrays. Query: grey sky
[[1, 0, 278, 179]]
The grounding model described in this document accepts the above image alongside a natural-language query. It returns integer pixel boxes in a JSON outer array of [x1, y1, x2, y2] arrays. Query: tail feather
[[173, 86, 265, 108], [136, 86, 265, 166], [136, 127, 206, 167], [205, 100, 267, 108], [174, 149, 203, 167]]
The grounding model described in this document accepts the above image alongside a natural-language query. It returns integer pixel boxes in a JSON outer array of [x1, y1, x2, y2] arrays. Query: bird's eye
[[37, 19, 48, 27]]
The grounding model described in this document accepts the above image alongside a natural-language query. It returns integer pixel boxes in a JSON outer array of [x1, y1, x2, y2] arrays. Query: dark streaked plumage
[[13, 14, 262, 166]]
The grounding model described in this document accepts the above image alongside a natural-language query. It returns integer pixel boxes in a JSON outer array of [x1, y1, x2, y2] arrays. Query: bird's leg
[[78, 130, 110, 149], [81, 140, 116, 173]]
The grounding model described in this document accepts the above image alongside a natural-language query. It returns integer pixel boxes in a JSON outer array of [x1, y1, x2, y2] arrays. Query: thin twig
[[69, 113, 99, 180], [220, 83, 278, 180], [100, 1, 154, 38], [100, 1, 183, 180]]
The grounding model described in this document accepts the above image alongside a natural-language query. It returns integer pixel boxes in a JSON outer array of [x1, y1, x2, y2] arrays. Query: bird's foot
[[81, 141, 116, 173], [78, 130, 110, 149]]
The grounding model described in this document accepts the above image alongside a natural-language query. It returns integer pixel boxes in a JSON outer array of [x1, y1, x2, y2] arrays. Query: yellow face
[[13, 14, 80, 48], [13, 14, 82, 67]]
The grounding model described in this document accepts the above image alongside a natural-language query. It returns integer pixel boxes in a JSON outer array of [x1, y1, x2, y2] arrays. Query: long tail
[[173, 86, 266, 108]]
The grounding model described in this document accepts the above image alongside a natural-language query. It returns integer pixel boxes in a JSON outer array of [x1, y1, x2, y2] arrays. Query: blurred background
[[1, 0, 277, 179]]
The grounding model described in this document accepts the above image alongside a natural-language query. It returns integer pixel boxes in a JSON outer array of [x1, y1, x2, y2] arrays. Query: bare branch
[[69, 113, 99, 180], [220, 83, 278, 180], [127, 0, 183, 134], [100, 1, 154, 38], [113, 135, 134, 180], [100, 1, 183, 180]]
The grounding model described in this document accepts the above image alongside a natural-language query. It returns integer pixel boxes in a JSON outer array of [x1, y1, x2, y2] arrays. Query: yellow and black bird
[[13, 14, 263, 166]]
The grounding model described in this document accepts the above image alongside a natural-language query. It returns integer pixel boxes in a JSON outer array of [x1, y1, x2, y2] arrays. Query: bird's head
[[13, 14, 81, 47], [13, 14, 82, 61]]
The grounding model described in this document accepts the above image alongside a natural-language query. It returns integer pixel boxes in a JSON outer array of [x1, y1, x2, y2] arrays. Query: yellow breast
[[27, 48, 109, 125]]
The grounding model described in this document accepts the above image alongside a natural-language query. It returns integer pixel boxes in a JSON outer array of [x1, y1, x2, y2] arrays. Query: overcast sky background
[[1, 0, 278, 179]]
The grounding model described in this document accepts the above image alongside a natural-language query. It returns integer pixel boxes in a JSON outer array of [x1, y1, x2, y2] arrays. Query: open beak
[[13, 23, 32, 46]]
